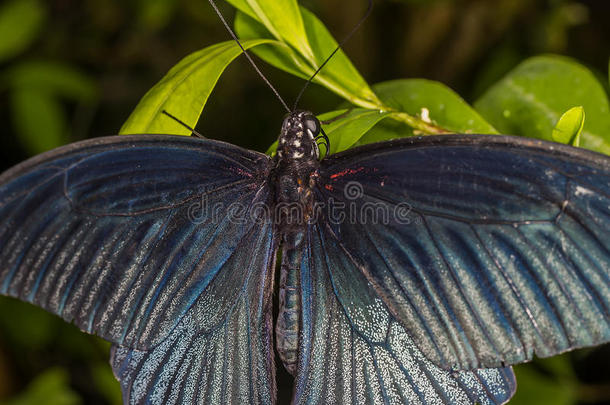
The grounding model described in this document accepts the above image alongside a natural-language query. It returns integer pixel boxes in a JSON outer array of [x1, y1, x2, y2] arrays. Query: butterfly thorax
[[273, 110, 321, 375], [276, 110, 320, 164], [273, 110, 321, 230]]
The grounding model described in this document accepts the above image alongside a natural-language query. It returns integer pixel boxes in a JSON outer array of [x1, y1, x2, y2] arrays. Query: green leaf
[[321, 109, 395, 154], [1, 368, 81, 405], [552, 106, 584, 147], [10, 89, 68, 154], [0, 0, 45, 62], [234, 8, 381, 109], [355, 79, 498, 146], [298, 8, 379, 108], [233, 5, 452, 135], [225, 0, 314, 62], [223, 0, 256, 18], [234, 11, 308, 80], [120, 39, 273, 135], [1, 60, 97, 100], [474, 55, 610, 154], [375, 79, 498, 133], [266, 108, 394, 155], [354, 118, 412, 147]]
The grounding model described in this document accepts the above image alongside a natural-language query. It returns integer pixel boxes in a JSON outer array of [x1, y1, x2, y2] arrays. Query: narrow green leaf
[[234, 11, 308, 79], [224, 0, 256, 18], [475, 55, 610, 154], [10, 89, 68, 154], [300, 8, 380, 108], [120, 39, 273, 135], [552, 106, 585, 147], [0, 0, 45, 62], [225, 0, 314, 61], [234, 8, 382, 109], [1, 60, 97, 100]]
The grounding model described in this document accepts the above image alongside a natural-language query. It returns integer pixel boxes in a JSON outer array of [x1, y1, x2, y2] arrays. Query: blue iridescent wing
[[0, 135, 277, 402], [315, 134, 610, 371], [293, 221, 516, 405], [110, 215, 277, 404]]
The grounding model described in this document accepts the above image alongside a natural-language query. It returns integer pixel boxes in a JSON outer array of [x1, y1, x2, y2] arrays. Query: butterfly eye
[[303, 115, 321, 138]]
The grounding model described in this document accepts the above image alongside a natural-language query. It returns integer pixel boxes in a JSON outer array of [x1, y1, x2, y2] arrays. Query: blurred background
[[0, 0, 609, 404]]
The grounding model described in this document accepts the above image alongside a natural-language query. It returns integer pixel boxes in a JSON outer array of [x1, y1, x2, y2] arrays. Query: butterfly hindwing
[[293, 221, 517, 405], [110, 214, 277, 404], [0, 134, 275, 354], [315, 134, 610, 371]]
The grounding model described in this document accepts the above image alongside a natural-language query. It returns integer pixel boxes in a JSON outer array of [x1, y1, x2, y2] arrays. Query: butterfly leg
[[315, 130, 330, 158]]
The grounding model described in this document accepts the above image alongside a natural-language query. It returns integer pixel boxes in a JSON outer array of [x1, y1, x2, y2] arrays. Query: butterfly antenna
[[162, 110, 205, 138], [293, 0, 373, 111], [207, 0, 291, 113]]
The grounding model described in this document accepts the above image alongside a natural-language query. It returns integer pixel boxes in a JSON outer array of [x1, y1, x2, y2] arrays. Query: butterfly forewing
[[312, 134, 610, 371], [0, 135, 276, 353]]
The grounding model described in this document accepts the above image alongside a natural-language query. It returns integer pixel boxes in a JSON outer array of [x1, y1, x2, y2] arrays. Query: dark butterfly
[[0, 104, 608, 404]]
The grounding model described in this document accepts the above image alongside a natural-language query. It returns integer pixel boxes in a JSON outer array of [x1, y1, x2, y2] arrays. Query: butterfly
[[0, 102, 609, 404], [2, 0, 610, 401]]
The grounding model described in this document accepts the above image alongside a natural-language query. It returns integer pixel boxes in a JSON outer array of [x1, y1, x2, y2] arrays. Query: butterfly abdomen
[[276, 238, 304, 375], [274, 173, 315, 375]]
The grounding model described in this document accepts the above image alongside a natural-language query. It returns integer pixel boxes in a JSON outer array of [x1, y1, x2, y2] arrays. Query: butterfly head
[[277, 110, 321, 161]]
